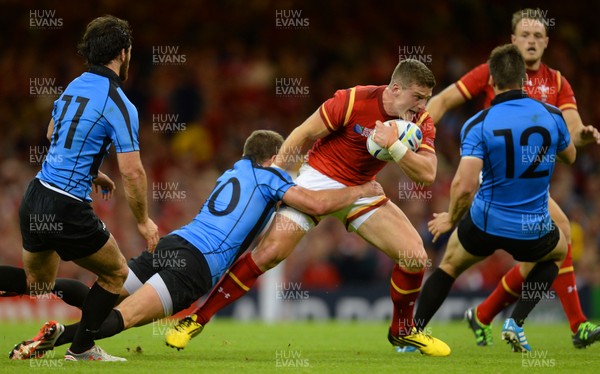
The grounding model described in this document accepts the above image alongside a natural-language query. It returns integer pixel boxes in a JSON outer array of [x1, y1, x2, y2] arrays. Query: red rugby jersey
[[307, 85, 436, 186], [456, 62, 577, 111]]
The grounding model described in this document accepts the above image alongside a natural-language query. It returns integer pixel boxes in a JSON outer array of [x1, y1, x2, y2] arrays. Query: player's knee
[[438, 260, 461, 278], [556, 221, 571, 243], [551, 211, 571, 243], [400, 254, 429, 272], [252, 243, 286, 271], [97, 260, 128, 290], [553, 240, 568, 262], [396, 244, 428, 272], [114, 264, 129, 284]]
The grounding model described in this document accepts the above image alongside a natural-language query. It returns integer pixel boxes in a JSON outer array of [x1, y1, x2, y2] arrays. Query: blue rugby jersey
[[38, 65, 139, 201], [460, 90, 570, 239], [172, 158, 294, 285]]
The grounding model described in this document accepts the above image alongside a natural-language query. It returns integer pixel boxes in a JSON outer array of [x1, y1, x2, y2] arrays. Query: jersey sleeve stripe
[[343, 87, 357, 126], [107, 82, 135, 150], [559, 103, 577, 111], [456, 80, 472, 100], [461, 108, 491, 141], [557, 70, 562, 93], [319, 104, 336, 132], [262, 166, 293, 184]]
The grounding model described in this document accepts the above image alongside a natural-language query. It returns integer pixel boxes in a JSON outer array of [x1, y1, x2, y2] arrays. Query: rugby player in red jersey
[[166, 59, 451, 356], [426, 8, 600, 348]]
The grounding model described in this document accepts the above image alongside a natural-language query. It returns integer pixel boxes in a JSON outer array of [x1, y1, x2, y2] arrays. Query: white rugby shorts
[[278, 164, 388, 232]]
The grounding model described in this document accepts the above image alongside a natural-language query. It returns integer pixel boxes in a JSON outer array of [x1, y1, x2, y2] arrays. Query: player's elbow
[[451, 175, 476, 198], [558, 147, 576, 165], [454, 182, 476, 199], [416, 165, 436, 186], [565, 154, 576, 165], [121, 169, 145, 182], [421, 170, 436, 186], [120, 163, 145, 181], [565, 149, 576, 165]]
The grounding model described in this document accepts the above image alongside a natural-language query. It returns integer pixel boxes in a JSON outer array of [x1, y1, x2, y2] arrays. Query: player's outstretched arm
[[426, 84, 467, 125], [563, 110, 600, 147], [282, 181, 384, 216], [274, 110, 330, 175], [116, 151, 159, 252]]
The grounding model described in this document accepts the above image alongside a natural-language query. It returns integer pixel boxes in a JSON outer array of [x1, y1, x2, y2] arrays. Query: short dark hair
[[512, 8, 549, 34], [390, 59, 436, 89], [77, 15, 132, 66], [488, 44, 526, 90], [243, 130, 285, 164]]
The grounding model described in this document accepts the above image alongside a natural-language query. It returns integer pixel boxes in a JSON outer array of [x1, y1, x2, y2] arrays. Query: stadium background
[[1, 0, 600, 322]]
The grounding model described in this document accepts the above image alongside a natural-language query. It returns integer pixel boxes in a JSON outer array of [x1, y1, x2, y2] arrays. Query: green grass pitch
[[1, 320, 599, 373]]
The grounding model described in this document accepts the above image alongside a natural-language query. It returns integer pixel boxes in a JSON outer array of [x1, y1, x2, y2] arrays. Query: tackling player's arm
[[426, 84, 467, 125], [274, 110, 330, 174], [281, 181, 384, 216], [116, 151, 159, 251]]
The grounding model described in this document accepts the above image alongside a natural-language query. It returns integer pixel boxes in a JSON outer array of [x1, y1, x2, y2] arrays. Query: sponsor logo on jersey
[[353, 124, 374, 138]]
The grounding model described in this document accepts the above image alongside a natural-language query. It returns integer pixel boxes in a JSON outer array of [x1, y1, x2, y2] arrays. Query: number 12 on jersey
[[493, 126, 552, 179]]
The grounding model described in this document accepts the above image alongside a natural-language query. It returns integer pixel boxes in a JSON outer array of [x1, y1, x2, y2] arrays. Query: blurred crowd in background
[[1, 1, 600, 294]]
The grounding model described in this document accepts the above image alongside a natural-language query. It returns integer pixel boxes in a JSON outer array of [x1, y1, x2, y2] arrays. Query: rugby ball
[[367, 120, 422, 161]]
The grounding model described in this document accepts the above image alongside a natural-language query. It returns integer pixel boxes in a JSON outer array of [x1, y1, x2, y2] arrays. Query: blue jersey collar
[[88, 65, 123, 88], [491, 89, 528, 106], [241, 155, 261, 166]]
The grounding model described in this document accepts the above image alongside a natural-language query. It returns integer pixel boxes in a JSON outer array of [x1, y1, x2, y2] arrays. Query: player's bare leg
[[12, 279, 167, 361], [251, 214, 307, 272], [473, 199, 599, 348], [501, 229, 566, 352], [116, 283, 165, 327], [166, 213, 307, 350], [546, 199, 599, 347], [63, 234, 128, 360], [356, 201, 450, 356], [8, 250, 61, 360], [22, 249, 61, 296], [413, 230, 486, 332], [11, 241, 127, 361]]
